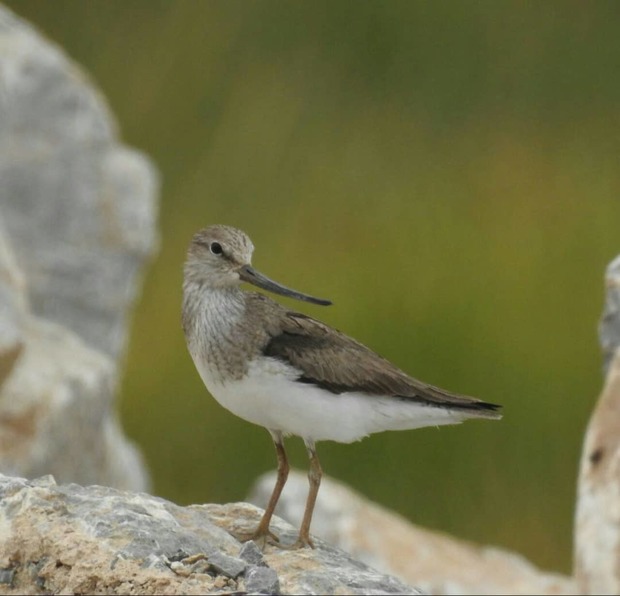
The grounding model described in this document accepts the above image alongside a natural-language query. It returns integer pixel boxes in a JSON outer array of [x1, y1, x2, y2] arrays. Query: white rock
[[0, 5, 159, 360], [249, 471, 576, 595], [0, 5, 157, 490], [0, 213, 26, 388], [0, 317, 148, 490], [574, 254, 620, 594]]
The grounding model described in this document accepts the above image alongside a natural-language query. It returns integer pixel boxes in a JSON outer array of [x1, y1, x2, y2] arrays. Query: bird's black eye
[[210, 242, 223, 255]]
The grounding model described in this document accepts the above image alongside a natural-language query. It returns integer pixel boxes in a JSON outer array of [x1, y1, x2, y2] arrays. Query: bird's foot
[[233, 526, 280, 551], [281, 533, 315, 550]]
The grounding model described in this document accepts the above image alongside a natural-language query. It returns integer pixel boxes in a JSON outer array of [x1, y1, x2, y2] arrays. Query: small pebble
[[245, 566, 280, 595], [207, 552, 247, 579], [182, 553, 208, 565], [213, 576, 229, 589], [238, 541, 267, 567], [0, 568, 15, 587], [170, 561, 191, 577], [168, 549, 191, 563]]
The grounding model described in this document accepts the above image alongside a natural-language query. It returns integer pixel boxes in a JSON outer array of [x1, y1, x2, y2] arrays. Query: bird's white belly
[[193, 355, 470, 443]]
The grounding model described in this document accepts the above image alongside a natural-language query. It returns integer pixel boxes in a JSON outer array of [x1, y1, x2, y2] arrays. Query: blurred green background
[[7, 0, 620, 574]]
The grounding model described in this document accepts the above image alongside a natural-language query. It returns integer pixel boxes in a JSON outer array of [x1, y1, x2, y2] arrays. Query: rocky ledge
[[0, 473, 418, 595]]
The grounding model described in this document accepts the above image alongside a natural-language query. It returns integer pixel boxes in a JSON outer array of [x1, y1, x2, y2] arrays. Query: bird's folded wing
[[263, 311, 499, 414]]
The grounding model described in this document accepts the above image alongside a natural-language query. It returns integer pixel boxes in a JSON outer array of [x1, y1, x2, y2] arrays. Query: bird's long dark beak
[[239, 265, 332, 306]]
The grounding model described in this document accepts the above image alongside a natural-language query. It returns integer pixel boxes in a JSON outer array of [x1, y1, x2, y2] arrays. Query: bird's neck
[[182, 280, 256, 384], [183, 279, 246, 332]]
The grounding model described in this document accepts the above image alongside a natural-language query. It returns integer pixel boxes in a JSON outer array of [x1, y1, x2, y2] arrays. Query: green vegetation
[[8, 0, 620, 572]]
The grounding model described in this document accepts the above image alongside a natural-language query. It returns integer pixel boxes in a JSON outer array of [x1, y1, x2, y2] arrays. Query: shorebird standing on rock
[[182, 224, 502, 549]]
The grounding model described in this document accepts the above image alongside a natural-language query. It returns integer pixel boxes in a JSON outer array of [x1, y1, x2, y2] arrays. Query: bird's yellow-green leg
[[288, 438, 321, 549], [235, 430, 288, 549]]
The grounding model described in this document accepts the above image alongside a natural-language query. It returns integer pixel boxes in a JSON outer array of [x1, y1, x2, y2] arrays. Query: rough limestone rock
[[0, 214, 26, 389], [249, 471, 576, 595], [0, 474, 420, 595], [0, 317, 149, 490], [574, 254, 620, 595], [0, 6, 158, 359], [599, 254, 620, 376], [0, 6, 157, 489]]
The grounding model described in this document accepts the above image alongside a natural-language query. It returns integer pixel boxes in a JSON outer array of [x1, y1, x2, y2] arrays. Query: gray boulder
[[0, 5, 158, 360], [0, 5, 157, 490]]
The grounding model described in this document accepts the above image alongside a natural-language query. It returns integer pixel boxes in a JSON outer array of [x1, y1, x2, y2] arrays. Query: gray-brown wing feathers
[[263, 310, 501, 417]]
